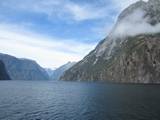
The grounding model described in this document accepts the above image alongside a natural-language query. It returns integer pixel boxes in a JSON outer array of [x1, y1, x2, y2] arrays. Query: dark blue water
[[0, 81, 160, 120]]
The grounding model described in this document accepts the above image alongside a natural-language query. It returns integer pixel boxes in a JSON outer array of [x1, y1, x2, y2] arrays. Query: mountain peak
[[118, 0, 147, 21], [61, 0, 160, 83], [149, 0, 160, 3]]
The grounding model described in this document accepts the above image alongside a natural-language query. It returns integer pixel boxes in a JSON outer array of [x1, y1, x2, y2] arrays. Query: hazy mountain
[[61, 0, 160, 83], [45, 68, 55, 77], [0, 53, 49, 80], [0, 60, 10, 80], [49, 62, 76, 80]]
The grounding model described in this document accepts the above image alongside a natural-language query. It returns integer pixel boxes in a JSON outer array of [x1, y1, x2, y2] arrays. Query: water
[[0, 81, 160, 120]]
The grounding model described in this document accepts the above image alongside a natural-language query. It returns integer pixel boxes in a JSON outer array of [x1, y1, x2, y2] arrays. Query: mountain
[[45, 68, 55, 77], [0, 53, 49, 80], [0, 60, 10, 80], [49, 62, 76, 80], [61, 0, 160, 83]]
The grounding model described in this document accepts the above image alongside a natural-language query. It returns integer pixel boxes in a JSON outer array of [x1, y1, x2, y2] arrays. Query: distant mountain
[[0, 53, 49, 80], [45, 68, 55, 77], [48, 62, 76, 80], [61, 0, 160, 83], [0, 60, 10, 80]]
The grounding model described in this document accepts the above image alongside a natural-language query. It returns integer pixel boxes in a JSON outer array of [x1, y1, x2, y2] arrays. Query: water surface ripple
[[0, 81, 160, 120]]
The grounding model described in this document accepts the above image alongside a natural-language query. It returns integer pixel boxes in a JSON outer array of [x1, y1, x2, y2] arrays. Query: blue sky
[[0, 0, 143, 69]]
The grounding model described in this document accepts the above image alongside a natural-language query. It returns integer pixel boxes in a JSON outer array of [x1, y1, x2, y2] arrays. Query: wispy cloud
[[0, 0, 110, 22], [65, 2, 109, 21], [0, 0, 151, 68], [0, 23, 96, 68], [112, 8, 160, 38]]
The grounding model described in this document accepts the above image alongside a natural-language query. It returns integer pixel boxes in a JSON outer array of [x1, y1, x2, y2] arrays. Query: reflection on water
[[0, 81, 160, 120]]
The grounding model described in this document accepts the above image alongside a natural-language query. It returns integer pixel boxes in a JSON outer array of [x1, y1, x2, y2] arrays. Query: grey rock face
[[0, 53, 49, 80], [61, 0, 160, 83], [0, 60, 10, 80], [100, 34, 160, 83]]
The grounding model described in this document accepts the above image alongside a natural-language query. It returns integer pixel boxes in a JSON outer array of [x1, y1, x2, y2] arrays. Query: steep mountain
[[0, 53, 49, 80], [0, 60, 10, 80], [49, 62, 76, 80], [61, 0, 160, 83]]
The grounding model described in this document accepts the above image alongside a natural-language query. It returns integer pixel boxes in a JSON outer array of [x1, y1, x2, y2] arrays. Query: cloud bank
[[0, 0, 111, 22], [112, 8, 160, 38], [0, 24, 96, 68], [0, 0, 154, 68]]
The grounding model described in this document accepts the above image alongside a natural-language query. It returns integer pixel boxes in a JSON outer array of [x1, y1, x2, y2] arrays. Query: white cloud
[[0, 23, 96, 68], [65, 2, 109, 21], [112, 8, 160, 37], [0, 0, 154, 69], [0, 0, 110, 22]]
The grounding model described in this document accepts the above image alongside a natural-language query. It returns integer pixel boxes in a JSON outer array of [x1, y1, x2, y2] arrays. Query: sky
[[0, 0, 148, 69]]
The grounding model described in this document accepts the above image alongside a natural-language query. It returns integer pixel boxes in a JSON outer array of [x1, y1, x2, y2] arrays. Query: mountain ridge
[[0, 53, 49, 80], [61, 0, 160, 83]]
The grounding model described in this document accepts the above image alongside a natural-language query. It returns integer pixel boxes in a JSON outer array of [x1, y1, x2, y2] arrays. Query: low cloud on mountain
[[112, 8, 160, 38]]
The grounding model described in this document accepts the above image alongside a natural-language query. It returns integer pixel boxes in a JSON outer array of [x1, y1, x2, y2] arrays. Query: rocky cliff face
[[61, 0, 160, 83], [0, 60, 10, 80], [100, 34, 160, 83], [0, 53, 49, 80]]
